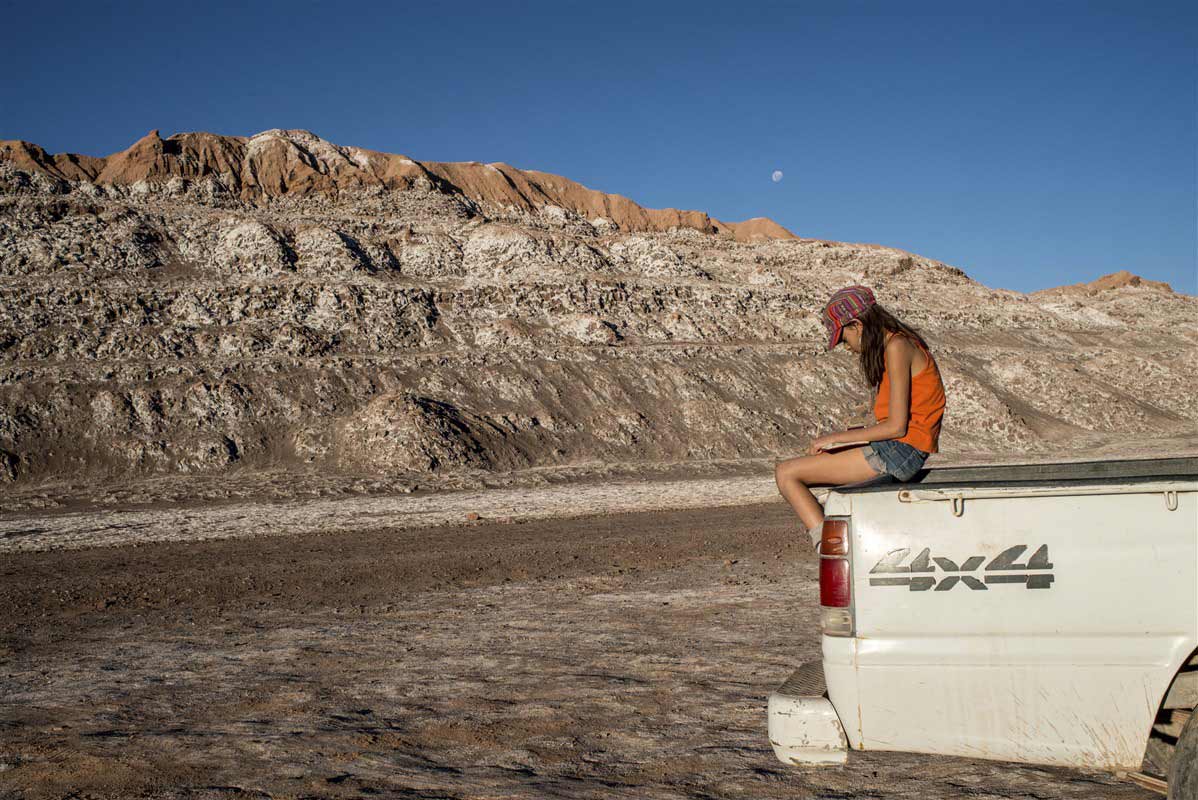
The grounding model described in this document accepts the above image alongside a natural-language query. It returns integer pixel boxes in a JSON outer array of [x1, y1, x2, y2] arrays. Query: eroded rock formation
[[1, 129, 1194, 487]]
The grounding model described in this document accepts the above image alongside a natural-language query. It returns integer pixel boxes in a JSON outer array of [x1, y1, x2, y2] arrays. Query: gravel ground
[[0, 499, 1154, 799]]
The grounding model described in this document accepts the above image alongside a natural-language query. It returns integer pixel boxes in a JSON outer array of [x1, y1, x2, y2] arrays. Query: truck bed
[[838, 455, 1198, 494]]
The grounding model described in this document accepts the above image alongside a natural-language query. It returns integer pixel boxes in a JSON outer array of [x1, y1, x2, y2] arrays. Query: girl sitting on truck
[[774, 285, 946, 541]]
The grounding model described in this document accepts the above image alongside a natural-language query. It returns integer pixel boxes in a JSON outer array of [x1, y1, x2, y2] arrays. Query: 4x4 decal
[[868, 545, 1054, 591]]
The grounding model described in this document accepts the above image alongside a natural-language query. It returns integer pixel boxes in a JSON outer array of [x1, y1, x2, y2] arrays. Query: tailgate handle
[[1165, 490, 1178, 511]]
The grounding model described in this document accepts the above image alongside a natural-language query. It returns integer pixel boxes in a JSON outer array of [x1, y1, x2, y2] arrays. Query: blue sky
[[2, 0, 1194, 293]]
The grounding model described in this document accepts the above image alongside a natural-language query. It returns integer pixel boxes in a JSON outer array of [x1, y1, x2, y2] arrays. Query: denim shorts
[[863, 439, 929, 482]]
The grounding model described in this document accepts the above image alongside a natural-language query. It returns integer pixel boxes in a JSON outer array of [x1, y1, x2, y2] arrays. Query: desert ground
[[0, 483, 1157, 800]]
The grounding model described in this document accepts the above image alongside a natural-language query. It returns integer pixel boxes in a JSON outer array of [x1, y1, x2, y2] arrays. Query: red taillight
[[818, 518, 853, 636], [820, 558, 851, 607], [820, 519, 848, 556]]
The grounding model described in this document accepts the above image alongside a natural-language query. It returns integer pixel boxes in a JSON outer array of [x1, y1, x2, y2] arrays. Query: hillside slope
[[0, 129, 1194, 490]]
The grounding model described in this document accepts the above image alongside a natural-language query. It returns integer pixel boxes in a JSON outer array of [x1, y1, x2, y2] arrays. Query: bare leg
[[774, 447, 880, 532]]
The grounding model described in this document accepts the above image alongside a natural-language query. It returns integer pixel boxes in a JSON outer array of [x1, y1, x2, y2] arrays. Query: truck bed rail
[[837, 456, 1198, 494]]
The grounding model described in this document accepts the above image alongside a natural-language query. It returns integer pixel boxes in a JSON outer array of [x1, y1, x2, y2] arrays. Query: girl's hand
[[808, 433, 842, 455]]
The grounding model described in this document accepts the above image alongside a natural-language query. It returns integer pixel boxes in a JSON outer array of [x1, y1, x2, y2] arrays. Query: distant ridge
[[0, 128, 797, 243], [1035, 269, 1174, 296]]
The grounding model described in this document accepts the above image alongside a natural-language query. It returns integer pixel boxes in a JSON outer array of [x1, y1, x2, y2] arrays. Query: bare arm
[[809, 337, 913, 453]]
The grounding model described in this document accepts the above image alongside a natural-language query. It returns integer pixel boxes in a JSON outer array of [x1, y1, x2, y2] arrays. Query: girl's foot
[[803, 523, 821, 551]]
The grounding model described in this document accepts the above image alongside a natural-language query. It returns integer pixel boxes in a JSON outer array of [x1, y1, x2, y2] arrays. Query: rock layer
[[1, 129, 1194, 487]]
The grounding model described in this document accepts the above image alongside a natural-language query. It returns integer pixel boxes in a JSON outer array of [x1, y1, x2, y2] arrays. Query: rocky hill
[[1, 129, 793, 242], [1, 129, 1194, 493]]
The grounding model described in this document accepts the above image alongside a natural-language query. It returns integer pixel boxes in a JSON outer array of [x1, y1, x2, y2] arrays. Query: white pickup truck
[[768, 457, 1198, 799]]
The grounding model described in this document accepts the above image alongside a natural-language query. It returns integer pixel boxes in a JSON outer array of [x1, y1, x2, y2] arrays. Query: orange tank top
[[873, 332, 946, 454]]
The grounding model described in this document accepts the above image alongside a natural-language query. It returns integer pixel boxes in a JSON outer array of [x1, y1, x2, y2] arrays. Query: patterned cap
[[821, 285, 876, 350]]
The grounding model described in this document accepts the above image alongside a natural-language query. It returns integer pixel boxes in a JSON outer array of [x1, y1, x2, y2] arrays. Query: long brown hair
[[857, 305, 929, 388]]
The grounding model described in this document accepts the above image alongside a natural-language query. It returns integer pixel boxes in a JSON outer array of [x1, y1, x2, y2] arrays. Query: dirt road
[[0, 501, 1151, 799]]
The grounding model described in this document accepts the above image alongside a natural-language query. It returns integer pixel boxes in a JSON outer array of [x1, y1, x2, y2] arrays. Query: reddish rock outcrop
[[1037, 269, 1175, 295], [1, 129, 795, 242]]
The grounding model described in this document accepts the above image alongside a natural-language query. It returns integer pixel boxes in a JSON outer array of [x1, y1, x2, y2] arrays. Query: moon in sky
[[771, 170, 784, 183]]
